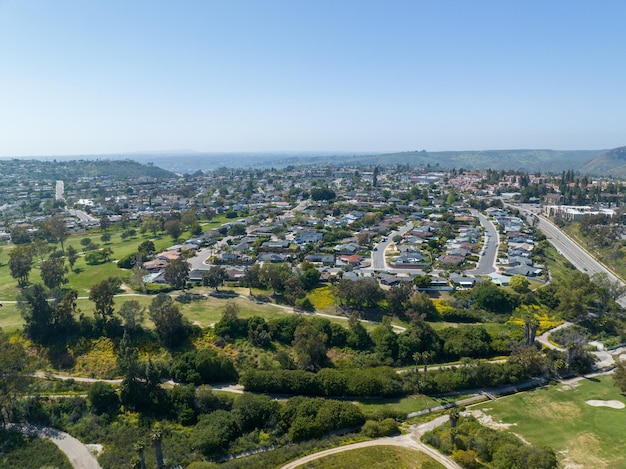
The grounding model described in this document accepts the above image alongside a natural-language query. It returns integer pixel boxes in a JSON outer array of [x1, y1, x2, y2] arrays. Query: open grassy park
[[472, 374, 626, 468]]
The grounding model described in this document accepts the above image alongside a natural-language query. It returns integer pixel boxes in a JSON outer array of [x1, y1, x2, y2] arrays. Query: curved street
[[279, 415, 460, 469], [7, 423, 102, 469]]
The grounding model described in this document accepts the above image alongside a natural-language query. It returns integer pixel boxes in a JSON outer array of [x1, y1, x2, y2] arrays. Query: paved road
[[68, 209, 99, 224], [468, 211, 499, 275], [279, 415, 460, 469], [8, 423, 102, 469], [536, 321, 571, 352], [369, 222, 414, 271]]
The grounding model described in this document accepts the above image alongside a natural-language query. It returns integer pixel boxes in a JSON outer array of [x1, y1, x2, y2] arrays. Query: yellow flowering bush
[[508, 304, 562, 334], [72, 337, 118, 378]]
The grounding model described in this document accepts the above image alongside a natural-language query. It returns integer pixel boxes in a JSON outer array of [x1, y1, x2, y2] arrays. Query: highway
[[513, 203, 626, 306]]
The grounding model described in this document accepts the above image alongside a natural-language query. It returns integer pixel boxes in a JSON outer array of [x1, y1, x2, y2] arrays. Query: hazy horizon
[[1, 1, 625, 156]]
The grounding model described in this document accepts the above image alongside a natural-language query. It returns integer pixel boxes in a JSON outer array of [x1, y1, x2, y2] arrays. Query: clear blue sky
[[1, 0, 625, 156]]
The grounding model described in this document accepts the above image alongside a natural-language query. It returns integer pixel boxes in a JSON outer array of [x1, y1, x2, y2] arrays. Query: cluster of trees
[[19, 276, 193, 357], [422, 415, 557, 469], [241, 262, 320, 305], [241, 367, 404, 397], [191, 394, 362, 459]]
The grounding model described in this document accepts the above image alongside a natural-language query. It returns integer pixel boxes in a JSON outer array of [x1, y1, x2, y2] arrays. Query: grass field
[[355, 394, 468, 418], [472, 375, 626, 468], [296, 445, 444, 469]]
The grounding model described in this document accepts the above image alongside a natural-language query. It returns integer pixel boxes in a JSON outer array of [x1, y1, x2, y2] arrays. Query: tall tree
[[43, 214, 69, 253], [164, 219, 182, 240], [89, 277, 121, 329], [149, 293, 187, 347], [66, 245, 79, 272], [292, 323, 328, 371], [164, 257, 190, 290], [202, 266, 228, 291], [40, 256, 68, 290], [9, 245, 33, 287], [119, 300, 146, 330], [0, 330, 33, 427], [19, 283, 53, 344]]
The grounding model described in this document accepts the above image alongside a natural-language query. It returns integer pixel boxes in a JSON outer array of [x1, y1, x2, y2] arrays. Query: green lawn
[[297, 445, 444, 468], [472, 375, 626, 468], [355, 394, 466, 418]]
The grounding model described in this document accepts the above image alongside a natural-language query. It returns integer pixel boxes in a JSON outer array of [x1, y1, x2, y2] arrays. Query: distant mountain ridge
[[9, 147, 626, 177], [0, 158, 175, 180], [580, 146, 626, 177]]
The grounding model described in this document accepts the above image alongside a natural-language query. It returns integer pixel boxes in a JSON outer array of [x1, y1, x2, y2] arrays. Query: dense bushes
[[240, 367, 403, 397], [419, 361, 529, 394], [422, 416, 557, 469], [191, 395, 363, 459], [170, 349, 239, 385]]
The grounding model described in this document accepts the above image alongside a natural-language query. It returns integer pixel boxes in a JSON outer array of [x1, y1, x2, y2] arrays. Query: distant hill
[[350, 149, 602, 174], [0, 158, 175, 180], [580, 146, 626, 177], [90, 149, 603, 174]]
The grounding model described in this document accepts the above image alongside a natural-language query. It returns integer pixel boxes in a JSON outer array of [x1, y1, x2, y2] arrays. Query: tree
[[101, 246, 114, 262], [90, 277, 121, 329], [119, 300, 146, 330], [555, 271, 597, 320], [472, 281, 517, 314], [522, 313, 539, 346], [100, 215, 111, 232], [43, 214, 68, 253], [213, 302, 247, 339], [406, 291, 438, 322], [149, 293, 187, 347], [142, 216, 161, 237], [613, 360, 626, 393], [413, 274, 432, 289], [151, 428, 164, 469], [292, 323, 328, 371], [9, 245, 33, 287], [164, 257, 190, 290], [18, 284, 53, 344], [164, 219, 182, 240], [181, 210, 197, 228], [66, 245, 79, 272], [137, 240, 156, 260], [300, 268, 321, 291], [9, 225, 31, 245], [509, 274, 530, 293], [385, 282, 413, 316], [31, 238, 52, 264], [591, 272, 626, 310], [40, 256, 68, 290], [335, 278, 384, 310], [88, 381, 119, 414], [0, 330, 33, 426], [202, 266, 228, 291], [260, 263, 292, 294]]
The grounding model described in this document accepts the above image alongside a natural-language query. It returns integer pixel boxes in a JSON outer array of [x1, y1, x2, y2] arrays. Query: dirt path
[[7, 423, 102, 469], [279, 416, 460, 469]]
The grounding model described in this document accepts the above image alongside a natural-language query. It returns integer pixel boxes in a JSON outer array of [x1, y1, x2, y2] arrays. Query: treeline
[[33, 386, 365, 466], [241, 367, 403, 397]]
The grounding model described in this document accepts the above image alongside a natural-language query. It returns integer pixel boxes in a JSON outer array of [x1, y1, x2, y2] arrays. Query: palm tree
[[133, 442, 146, 469], [151, 430, 164, 469]]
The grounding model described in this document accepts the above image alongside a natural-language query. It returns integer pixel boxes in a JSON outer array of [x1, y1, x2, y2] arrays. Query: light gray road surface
[[8, 423, 102, 469]]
